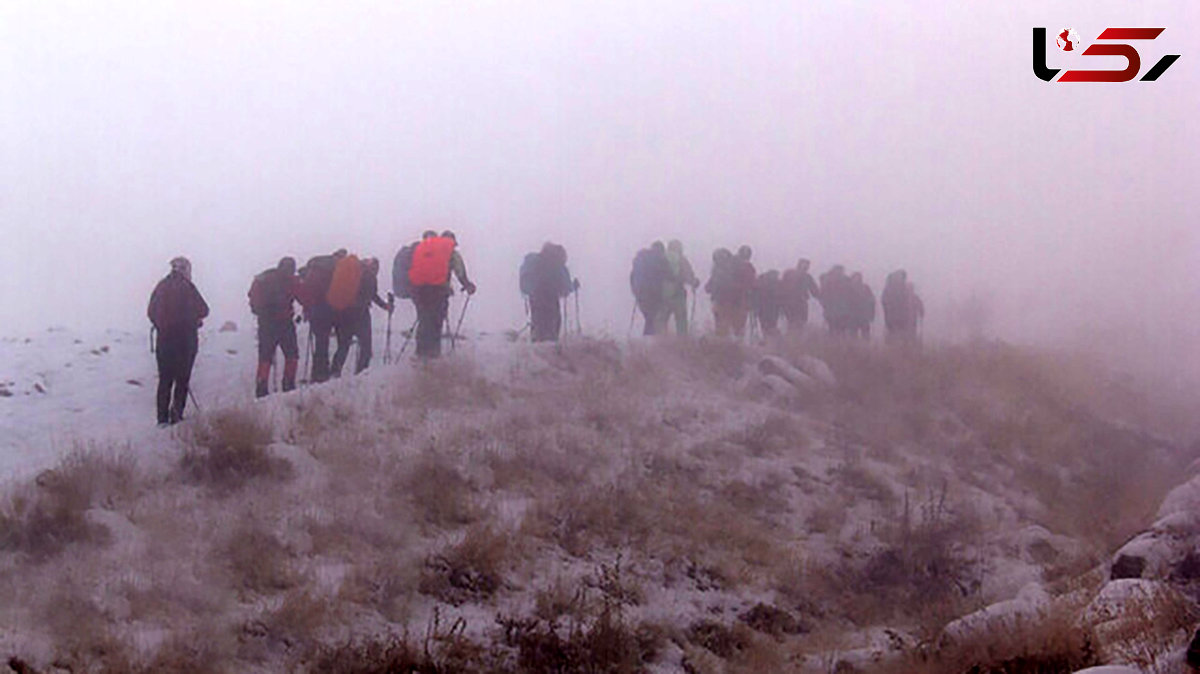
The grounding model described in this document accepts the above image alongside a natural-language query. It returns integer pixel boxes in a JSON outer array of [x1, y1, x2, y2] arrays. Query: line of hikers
[[146, 231, 476, 424], [629, 241, 924, 343], [146, 235, 923, 425]]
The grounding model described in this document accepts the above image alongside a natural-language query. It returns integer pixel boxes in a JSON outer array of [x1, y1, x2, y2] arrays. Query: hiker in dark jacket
[[331, 257, 392, 376], [410, 230, 475, 359], [297, 248, 346, 383], [882, 269, 922, 344], [780, 258, 820, 334], [630, 241, 671, 336], [728, 245, 757, 339], [522, 242, 576, 343], [819, 265, 851, 335], [752, 270, 784, 338], [147, 257, 209, 426], [249, 257, 300, 398], [849, 272, 876, 339]]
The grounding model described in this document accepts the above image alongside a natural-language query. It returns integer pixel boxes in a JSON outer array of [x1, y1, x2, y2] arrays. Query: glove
[[295, 315, 303, 325], [572, 279, 581, 291], [464, 281, 477, 295]]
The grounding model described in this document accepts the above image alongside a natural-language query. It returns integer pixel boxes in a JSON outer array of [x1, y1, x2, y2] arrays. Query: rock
[[758, 355, 818, 391], [1111, 554, 1146, 580], [1073, 667, 1143, 674], [126, 379, 143, 387], [219, 321, 238, 333], [0, 387, 11, 398], [795, 354, 837, 386], [762, 374, 798, 398]]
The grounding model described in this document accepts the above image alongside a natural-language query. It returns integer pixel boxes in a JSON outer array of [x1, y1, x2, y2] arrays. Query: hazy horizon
[[3, 1, 1197, 380]]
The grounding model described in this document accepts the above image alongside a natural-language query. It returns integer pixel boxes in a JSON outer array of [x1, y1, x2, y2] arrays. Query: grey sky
[[2, 1, 1197, 376]]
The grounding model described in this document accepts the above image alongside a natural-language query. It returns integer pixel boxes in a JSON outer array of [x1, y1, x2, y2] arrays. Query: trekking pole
[[188, 388, 203, 414], [627, 303, 637, 337], [149, 326, 157, 354], [574, 286, 582, 335], [689, 288, 697, 335], [398, 317, 418, 356], [303, 323, 313, 384], [451, 294, 472, 351], [384, 292, 394, 365]]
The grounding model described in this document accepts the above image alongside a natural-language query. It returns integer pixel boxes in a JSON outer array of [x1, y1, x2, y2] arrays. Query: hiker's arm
[[451, 252, 476, 294]]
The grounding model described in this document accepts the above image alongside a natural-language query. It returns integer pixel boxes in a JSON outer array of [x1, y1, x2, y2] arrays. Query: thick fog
[[2, 1, 1197, 379]]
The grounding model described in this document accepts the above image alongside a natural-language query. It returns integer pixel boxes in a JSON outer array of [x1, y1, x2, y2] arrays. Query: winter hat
[[170, 256, 192, 280]]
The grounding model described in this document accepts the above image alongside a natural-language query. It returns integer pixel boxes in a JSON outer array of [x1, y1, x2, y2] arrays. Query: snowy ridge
[[0, 327, 1196, 672]]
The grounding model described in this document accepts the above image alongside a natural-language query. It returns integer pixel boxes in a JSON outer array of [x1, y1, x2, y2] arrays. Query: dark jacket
[[149, 272, 209, 334]]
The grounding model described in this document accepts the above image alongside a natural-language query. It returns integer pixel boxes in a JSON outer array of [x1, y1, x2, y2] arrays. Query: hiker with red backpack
[[330, 256, 392, 376], [408, 230, 476, 358], [147, 257, 209, 426], [248, 257, 301, 398], [297, 249, 346, 383]]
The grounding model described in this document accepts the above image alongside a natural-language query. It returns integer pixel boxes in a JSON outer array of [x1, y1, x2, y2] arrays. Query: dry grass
[[0, 449, 134, 559], [419, 525, 513, 606], [179, 409, 292, 493]]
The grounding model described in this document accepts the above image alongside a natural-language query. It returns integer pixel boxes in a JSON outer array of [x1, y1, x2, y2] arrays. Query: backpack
[[630, 249, 664, 302], [248, 268, 292, 318], [326, 255, 364, 311], [297, 255, 336, 309], [519, 253, 540, 296], [392, 244, 417, 299], [409, 236, 455, 287]]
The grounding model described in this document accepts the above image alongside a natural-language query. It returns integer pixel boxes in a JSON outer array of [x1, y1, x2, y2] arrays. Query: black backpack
[[392, 244, 417, 299]]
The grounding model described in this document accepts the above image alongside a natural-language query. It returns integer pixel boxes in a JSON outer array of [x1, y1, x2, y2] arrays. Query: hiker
[[780, 258, 820, 334], [663, 240, 699, 336], [520, 242, 576, 343], [882, 270, 922, 344], [727, 245, 757, 339], [909, 282, 925, 334], [752, 270, 784, 338], [630, 242, 672, 336], [331, 257, 392, 376], [409, 230, 475, 358], [705, 248, 735, 337], [147, 256, 209, 426], [248, 256, 300, 398], [849, 272, 875, 339], [819, 265, 851, 336], [297, 248, 347, 383]]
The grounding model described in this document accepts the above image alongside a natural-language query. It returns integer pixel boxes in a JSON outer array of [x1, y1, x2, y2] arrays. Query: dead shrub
[[339, 555, 420, 622], [402, 449, 481, 529], [241, 590, 337, 662], [419, 525, 511, 606], [224, 519, 299, 595], [498, 601, 660, 674], [180, 409, 291, 493], [0, 450, 128, 559], [686, 619, 753, 659], [738, 603, 808, 637]]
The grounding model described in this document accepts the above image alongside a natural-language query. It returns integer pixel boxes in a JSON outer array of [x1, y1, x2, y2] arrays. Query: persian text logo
[[1033, 27, 1180, 82]]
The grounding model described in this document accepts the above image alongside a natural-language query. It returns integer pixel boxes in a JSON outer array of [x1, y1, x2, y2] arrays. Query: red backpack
[[408, 237, 455, 287], [326, 255, 364, 311]]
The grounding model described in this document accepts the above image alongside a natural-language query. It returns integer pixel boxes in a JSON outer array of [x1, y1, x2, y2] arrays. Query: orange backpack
[[326, 255, 363, 311], [408, 237, 455, 287]]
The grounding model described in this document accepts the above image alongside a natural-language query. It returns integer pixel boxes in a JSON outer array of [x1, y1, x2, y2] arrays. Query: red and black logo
[[1033, 27, 1180, 82]]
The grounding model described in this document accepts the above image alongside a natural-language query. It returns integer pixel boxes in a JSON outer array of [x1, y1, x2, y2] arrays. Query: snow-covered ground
[[0, 324, 1197, 672]]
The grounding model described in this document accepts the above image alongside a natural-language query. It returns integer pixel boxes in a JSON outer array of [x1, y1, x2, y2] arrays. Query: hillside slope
[[0, 329, 1195, 673]]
